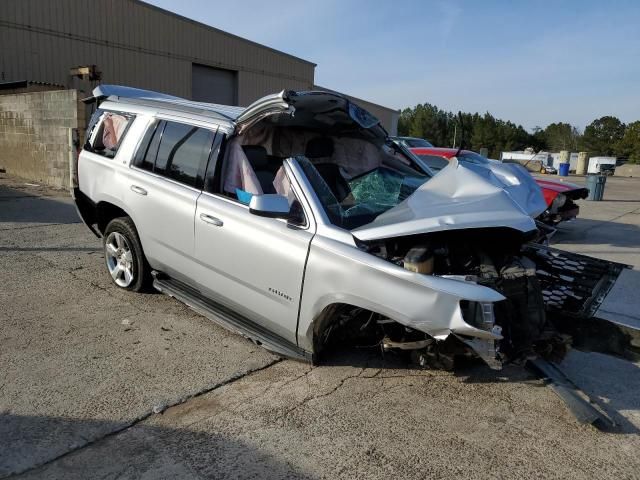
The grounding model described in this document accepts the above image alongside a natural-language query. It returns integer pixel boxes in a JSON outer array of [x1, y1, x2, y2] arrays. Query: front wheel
[[103, 217, 151, 292]]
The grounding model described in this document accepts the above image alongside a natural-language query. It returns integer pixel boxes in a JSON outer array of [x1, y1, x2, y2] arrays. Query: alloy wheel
[[105, 232, 135, 287]]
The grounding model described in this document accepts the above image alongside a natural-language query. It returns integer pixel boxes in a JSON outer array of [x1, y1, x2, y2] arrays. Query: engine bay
[[318, 227, 629, 371]]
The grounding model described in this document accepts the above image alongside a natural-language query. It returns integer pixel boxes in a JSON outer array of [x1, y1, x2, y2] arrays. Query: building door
[[192, 64, 237, 105]]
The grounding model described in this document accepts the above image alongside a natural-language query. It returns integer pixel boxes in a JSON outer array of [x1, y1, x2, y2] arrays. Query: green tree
[[398, 103, 458, 147], [615, 121, 640, 163], [581, 116, 625, 156], [530, 126, 549, 151], [543, 122, 580, 151], [397, 102, 549, 157]]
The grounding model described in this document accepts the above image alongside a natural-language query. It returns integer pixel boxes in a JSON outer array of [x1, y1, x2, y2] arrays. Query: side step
[[527, 358, 614, 429], [152, 272, 313, 363]]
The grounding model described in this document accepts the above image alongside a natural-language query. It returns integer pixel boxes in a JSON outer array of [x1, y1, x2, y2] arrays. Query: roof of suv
[[90, 85, 246, 124], [88, 85, 385, 137]]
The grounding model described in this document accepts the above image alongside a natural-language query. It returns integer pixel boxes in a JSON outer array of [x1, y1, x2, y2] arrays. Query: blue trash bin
[[558, 163, 570, 176], [586, 175, 606, 201]]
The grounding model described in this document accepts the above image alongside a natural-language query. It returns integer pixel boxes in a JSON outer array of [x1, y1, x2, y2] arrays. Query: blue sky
[[147, 0, 640, 131]]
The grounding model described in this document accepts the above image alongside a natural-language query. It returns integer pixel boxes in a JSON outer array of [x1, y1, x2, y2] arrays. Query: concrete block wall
[[615, 164, 640, 177], [0, 90, 84, 189]]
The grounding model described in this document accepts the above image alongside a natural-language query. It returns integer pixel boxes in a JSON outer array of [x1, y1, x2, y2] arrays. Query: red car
[[409, 147, 588, 225], [534, 178, 588, 224]]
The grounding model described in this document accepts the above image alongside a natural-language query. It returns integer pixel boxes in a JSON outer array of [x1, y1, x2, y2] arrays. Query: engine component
[[494, 257, 547, 360], [403, 245, 434, 274], [382, 336, 433, 351]]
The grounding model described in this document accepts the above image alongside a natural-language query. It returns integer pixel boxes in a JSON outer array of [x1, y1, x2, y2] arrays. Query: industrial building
[[0, 0, 399, 133]]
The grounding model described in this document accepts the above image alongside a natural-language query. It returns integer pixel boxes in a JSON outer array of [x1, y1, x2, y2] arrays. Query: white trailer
[[500, 151, 551, 172], [551, 152, 578, 172], [588, 157, 617, 175]]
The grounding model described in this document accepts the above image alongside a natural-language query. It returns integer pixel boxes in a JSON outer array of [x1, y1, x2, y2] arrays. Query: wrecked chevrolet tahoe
[[73, 86, 626, 371]]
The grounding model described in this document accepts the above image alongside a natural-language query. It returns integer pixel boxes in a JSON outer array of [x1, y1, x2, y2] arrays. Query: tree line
[[397, 103, 640, 163]]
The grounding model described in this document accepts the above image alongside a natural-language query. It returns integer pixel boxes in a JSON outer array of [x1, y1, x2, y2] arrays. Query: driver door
[[192, 159, 314, 345]]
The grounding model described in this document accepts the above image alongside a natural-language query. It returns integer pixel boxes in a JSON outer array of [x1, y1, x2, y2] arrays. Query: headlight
[[551, 193, 567, 211]]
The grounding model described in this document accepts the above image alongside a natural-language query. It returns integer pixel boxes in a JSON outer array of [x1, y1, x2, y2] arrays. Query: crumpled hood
[[470, 160, 548, 218], [352, 159, 537, 241]]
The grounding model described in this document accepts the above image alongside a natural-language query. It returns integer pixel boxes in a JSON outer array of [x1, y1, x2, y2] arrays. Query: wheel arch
[[308, 301, 400, 357], [96, 201, 131, 234]]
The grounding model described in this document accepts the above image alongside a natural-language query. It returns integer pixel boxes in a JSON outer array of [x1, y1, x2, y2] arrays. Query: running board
[[152, 272, 313, 363], [527, 358, 614, 429]]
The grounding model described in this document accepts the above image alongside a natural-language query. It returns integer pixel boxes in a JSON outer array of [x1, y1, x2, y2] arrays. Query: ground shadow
[[552, 217, 640, 248], [558, 350, 640, 435], [0, 185, 80, 224], [319, 345, 640, 434], [0, 413, 315, 479]]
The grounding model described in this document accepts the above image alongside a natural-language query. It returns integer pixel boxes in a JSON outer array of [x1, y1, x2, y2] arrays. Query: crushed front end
[[354, 227, 627, 370]]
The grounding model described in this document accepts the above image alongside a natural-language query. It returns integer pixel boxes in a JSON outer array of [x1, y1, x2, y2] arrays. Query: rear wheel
[[103, 217, 151, 292]]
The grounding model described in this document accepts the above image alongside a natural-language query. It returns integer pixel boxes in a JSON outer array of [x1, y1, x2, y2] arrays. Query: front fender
[[297, 235, 504, 352]]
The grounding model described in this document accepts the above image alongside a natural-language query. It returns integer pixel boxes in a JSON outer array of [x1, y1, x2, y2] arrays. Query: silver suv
[[73, 85, 624, 370]]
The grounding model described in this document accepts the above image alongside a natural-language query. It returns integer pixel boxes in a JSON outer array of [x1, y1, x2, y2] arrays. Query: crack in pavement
[[0, 223, 66, 232], [274, 367, 369, 422], [4, 358, 284, 479]]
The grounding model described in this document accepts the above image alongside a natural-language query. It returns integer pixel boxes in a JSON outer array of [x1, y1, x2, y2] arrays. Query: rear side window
[[85, 109, 134, 158], [133, 120, 215, 189]]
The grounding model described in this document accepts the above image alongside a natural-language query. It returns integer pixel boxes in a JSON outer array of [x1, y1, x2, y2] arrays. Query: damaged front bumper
[[455, 302, 503, 369], [402, 246, 628, 370]]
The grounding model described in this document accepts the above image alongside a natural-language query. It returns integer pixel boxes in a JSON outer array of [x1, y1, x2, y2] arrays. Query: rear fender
[[71, 187, 100, 237]]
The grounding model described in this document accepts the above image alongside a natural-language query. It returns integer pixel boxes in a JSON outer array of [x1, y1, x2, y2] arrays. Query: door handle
[[130, 185, 148, 196], [200, 213, 223, 227]]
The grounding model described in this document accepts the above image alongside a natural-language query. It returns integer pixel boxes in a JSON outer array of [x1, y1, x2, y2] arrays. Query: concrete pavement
[[0, 178, 278, 476], [1, 174, 639, 479]]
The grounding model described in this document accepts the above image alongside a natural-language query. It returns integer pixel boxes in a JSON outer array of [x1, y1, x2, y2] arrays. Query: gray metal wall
[[0, 0, 315, 106]]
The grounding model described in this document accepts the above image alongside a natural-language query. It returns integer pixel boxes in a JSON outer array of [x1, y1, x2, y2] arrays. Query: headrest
[[305, 137, 334, 159], [242, 145, 268, 168]]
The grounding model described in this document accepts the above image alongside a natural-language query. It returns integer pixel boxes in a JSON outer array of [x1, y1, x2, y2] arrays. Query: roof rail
[[84, 84, 245, 121]]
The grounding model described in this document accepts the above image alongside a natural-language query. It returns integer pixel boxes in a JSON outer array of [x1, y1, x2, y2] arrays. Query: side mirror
[[249, 194, 290, 218]]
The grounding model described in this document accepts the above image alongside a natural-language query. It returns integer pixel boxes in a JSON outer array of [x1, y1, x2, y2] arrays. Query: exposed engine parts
[[326, 228, 629, 371]]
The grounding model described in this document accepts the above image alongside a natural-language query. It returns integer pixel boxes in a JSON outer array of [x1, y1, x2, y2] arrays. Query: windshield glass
[[297, 157, 429, 230]]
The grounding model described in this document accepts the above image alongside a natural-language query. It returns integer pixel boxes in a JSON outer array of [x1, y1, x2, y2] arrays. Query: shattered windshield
[[297, 157, 429, 229]]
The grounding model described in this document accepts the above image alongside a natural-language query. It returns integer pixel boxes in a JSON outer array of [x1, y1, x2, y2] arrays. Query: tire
[[103, 217, 151, 292]]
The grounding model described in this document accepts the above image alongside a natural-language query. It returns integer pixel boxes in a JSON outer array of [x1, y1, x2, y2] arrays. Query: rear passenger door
[[124, 118, 215, 281]]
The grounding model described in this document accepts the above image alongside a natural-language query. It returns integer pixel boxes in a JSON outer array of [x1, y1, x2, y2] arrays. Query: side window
[[154, 122, 214, 188], [133, 121, 163, 172], [273, 168, 307, 227], [85, 109, 134, 159], [133, 120, 215, 189]]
